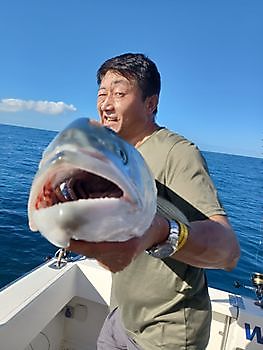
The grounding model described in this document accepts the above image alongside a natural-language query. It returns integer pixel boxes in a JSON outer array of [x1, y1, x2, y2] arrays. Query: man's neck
[[130, 122, 160, 148]]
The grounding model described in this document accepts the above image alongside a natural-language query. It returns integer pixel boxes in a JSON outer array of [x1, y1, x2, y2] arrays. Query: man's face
[[97, 70, 150, 142]]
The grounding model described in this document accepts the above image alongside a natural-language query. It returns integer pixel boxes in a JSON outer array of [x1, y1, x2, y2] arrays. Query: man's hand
[[68, 214, 169, 272], [69, 237, 141, 273]]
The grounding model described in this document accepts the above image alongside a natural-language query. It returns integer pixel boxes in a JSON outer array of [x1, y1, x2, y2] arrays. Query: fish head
[[28, 118, 157, 247]]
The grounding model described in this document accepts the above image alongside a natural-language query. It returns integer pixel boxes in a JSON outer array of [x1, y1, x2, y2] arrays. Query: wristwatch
[[146, 220, 180, 259]]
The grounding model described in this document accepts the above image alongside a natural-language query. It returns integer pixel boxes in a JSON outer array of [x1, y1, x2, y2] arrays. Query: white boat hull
[[0, 257, 262, 350]]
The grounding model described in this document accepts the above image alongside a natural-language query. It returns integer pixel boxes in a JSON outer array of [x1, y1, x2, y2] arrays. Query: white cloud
[[0, 98, 77, 115]]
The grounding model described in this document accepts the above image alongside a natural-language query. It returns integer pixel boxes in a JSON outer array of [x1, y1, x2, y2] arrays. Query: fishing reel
[[234, 272, 263, 308], [251, 272, 263, 307]]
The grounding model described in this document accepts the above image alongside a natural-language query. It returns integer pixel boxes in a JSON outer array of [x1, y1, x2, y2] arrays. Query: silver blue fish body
[[28, 118, 157, 247]]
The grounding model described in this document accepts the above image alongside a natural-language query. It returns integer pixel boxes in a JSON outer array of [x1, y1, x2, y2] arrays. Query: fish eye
[[118, 149, 128, 165]]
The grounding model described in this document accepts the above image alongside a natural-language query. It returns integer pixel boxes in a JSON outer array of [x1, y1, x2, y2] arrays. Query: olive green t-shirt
[[111, 128, 226, 350]]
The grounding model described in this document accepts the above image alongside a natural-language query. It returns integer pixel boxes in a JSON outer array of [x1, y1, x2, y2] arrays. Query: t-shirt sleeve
[[165, 140, 226, 218]]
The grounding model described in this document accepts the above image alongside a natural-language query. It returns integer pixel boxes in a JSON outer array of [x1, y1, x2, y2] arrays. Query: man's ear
[[145, 95, 159, 115]]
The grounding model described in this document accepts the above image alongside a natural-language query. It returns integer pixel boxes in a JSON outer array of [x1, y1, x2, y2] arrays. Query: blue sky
[[0, 0, 262, 158]]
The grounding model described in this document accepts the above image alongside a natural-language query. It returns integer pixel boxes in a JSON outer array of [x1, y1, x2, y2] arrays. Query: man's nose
[[100, 93, 114, 111]]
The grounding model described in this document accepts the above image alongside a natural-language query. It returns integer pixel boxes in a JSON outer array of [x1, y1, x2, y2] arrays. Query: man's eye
[[115, 92, 125, 97]]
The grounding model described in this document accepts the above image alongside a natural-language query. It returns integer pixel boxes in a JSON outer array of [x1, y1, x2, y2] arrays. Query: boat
[[0, 251, 262, 350]]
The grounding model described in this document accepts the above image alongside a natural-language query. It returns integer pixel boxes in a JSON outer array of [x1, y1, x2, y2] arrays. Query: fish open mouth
[[35, 169, 124, 209]]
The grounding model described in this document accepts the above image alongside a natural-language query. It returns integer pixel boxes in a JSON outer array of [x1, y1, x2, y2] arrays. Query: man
[[69, 53, 240, 349]]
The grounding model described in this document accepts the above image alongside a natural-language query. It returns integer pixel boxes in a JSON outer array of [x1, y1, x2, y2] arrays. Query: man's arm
[[68, 212, 240, 273], [172, 214, 240, 270]]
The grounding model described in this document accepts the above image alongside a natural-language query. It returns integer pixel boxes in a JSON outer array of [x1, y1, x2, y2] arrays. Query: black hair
[[97, 53, 161, 114]]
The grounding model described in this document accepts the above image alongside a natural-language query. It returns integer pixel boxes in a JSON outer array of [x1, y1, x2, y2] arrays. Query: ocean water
[[0, 123, 262, 300]]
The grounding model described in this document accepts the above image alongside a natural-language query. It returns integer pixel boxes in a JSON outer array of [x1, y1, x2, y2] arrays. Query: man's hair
[[97, 53, 161, 114]]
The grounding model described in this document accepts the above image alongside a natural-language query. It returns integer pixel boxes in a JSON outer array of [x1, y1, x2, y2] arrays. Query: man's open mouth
[[104, 115, 118, 122]]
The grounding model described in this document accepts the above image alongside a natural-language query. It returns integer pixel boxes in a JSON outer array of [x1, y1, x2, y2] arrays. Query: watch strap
[[176, 221, 189, 251], [146, 219, 189, 258]]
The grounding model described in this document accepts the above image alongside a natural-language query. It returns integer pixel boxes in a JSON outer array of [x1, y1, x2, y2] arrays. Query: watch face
[[151, 242, 175, 259]]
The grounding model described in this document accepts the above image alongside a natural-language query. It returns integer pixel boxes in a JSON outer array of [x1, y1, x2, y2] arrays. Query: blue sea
[[0, 123, 262, 300]]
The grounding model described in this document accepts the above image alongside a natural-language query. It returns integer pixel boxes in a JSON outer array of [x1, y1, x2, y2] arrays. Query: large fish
[[28, 118, 157, 247]]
